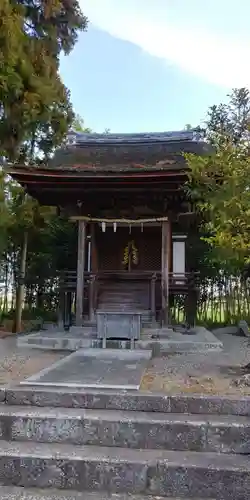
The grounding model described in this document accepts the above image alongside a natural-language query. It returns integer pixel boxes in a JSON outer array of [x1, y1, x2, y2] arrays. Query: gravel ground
[[141, 333, 250, 395], [2, 331, 250, 395], [0, 336, 64, 386]]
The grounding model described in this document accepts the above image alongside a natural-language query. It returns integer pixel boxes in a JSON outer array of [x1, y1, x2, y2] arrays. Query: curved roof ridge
[[67, 129, 203, 145]]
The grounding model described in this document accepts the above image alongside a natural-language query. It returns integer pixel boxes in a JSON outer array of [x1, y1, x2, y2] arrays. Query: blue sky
[[60, 0, 250, 133]]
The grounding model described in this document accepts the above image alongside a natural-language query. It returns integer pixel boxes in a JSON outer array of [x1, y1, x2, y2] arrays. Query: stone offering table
[[96, 310, 141, 348]]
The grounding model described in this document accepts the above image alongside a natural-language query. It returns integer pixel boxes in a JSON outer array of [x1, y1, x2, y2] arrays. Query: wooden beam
[[70, 216, 169, 223], [168, 220, 172, 275], [76, 220, 86, 326]]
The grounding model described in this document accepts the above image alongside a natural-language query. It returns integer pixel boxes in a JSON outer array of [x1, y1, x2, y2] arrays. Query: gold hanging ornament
[[122, 240, 139, 267]]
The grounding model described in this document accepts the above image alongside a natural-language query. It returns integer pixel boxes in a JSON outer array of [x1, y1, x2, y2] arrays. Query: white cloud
[[82, 0, 250, 88]]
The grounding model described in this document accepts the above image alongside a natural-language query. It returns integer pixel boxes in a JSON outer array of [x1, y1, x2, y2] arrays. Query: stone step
[[0, 405, 250, 454], [97, 306, 151, 315], [70, 326, 97, 336], [98, 304, 147, 309], [97, 309, 148, 315], [5, 387, 250, 417], [98, 298, 147, 302], [99, 289, 145, 298], [99, 290, 147, 296], [99, 291, 146, 296], [98, 304, 146, 308], [82, 320, 98, 327], [17, 335, 95, 351], [99, 284, 147, 289], [98, 306, 149, 310], [19, 335, 159, 351], [99, 295, 147, 300], [98, 293, 148, 299], [99, 292, 147, 295], [142, 323, 161, 330], [0, 440, 248, 497], [0, 486, 198, 500], [98, 298, 147, 304]]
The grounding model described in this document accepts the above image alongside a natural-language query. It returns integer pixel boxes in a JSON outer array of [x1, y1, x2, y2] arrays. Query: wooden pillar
[[90, 223, 98, 272], [89, 274, 96, 322], [76, 220, 86, 326], [57, 286, 64, 329], [161, 220, 171, 325], [89, 223, 98, 321], [63, 291, 72, 330], [150, 273, 157, 325]]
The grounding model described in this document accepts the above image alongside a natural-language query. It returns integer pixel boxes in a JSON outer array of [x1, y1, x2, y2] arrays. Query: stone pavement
[[23, 348, 151, 390]]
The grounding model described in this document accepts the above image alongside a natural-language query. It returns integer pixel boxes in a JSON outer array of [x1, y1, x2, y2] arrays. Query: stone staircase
[[0, 385, 250, 498]]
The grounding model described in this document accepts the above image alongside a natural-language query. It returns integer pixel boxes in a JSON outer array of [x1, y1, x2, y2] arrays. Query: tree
[[186, 88, 250, 263], [0, 0, 88, 330], [0, 0, 88, 160]]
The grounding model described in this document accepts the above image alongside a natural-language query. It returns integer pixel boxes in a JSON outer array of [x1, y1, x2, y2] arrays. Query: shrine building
[[7, 130, 210, 334]]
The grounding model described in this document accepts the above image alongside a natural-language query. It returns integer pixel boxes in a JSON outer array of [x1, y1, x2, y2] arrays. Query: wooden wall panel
[[95, 226, 161, 271]]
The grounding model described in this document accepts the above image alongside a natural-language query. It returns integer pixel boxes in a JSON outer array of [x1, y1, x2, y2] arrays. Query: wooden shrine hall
[[8, 130, 210, 330]]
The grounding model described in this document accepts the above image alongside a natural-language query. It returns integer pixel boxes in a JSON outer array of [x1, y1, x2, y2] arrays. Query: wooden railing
[[59, 270, 198, 289]]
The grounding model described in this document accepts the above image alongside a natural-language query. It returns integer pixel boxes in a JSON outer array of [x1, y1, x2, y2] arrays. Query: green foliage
[[186, 88, 250, 263], [0, 0, 87, 160], [0, 0, 87, 326], [72, 114, 92, 133]]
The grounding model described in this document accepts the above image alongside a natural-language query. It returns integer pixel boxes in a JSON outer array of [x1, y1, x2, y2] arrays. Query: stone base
[[17, 325, 222, 354]]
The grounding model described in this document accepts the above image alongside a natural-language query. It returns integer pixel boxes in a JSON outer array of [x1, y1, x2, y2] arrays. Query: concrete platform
[[17, 329, 133, 351], [138, 326, 223, 353], [17, 325, 223, 353], [21, 349, 151, 390]]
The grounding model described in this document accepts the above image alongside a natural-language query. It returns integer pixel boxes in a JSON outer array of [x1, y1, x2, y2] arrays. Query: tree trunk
[[13, 231, 28, 333], [3, 259, 8, 313], [11, 251, 16, 310], [36, 285, 43, 309]]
